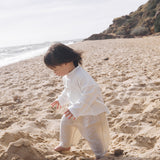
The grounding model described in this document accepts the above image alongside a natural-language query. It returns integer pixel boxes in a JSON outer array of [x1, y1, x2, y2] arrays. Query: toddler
[[44, 43, 110, 159]]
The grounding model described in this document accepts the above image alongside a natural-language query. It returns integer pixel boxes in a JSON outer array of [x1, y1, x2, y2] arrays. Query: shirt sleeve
[[57, 77, 69, 106], [68, 77, 101, 118], [57, 88, 69, 106]]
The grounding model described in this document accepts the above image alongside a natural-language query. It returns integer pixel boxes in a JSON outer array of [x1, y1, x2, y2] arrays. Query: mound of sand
[[0, 138, 46, 160]]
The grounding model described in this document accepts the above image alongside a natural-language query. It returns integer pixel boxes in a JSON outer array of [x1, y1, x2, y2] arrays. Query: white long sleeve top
[[57, 66, 110, 118]]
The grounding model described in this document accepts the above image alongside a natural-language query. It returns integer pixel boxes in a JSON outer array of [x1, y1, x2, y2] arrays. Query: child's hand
[[51, 101, 62, 109], [64, 109, 76, 120]]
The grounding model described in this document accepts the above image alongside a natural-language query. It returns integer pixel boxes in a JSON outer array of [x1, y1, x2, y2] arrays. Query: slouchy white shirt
[[57, 66, 110, 118]]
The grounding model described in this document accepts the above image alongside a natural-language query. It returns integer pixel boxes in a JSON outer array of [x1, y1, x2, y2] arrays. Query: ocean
[[0, 39, 81, 68]]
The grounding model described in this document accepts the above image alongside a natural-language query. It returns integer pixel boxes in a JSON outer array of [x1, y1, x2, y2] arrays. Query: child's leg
[[58, 115, 77, 148], [78, 113, 110, 159]]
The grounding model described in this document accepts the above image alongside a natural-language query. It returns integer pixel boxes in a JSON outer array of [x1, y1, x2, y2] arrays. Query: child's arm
[[56, 88, 69, 106], [68, 79, 101, 118]]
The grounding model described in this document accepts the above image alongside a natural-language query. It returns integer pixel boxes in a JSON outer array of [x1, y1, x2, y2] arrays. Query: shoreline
[[0, 39, 81, 68], [0, 35, 157, 69], [0, 36, 160, 160]]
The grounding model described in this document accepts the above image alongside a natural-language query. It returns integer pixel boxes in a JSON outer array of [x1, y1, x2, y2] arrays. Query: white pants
[[59, 112, 110, 158]]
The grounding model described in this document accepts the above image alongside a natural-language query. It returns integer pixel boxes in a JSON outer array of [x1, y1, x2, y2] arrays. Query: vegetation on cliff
[[85, 0, 160, 40]]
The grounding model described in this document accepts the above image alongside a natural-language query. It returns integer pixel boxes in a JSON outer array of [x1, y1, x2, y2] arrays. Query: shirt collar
[[66, 66, 80, 78]]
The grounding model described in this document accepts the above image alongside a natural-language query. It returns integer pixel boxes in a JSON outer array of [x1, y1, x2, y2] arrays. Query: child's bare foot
[[54, 145, 70, 152]]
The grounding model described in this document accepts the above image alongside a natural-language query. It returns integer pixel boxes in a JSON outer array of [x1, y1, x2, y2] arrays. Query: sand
[[0, 36, 160, 160]]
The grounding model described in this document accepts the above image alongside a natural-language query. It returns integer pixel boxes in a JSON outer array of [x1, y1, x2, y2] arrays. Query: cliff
[[85, 0, 160, 40]]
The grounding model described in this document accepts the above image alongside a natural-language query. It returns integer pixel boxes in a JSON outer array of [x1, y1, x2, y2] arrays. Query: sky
[[0, 0, 149, 47]]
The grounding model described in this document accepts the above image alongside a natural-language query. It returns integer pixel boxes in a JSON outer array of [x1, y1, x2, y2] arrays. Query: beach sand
[[0, 36, 160, 160]]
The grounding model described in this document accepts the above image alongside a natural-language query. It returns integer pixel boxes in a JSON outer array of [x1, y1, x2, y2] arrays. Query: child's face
[[50, 64, 69, 76]]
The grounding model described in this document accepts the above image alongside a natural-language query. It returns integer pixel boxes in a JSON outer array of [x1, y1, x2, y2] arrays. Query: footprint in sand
[[0, 118, 16, 130], [126, 103, 144, 114], [135, 135, 157, 149]]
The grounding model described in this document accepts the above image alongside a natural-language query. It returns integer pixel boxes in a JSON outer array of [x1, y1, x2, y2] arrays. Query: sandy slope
[[0, 36, 160, 160]]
